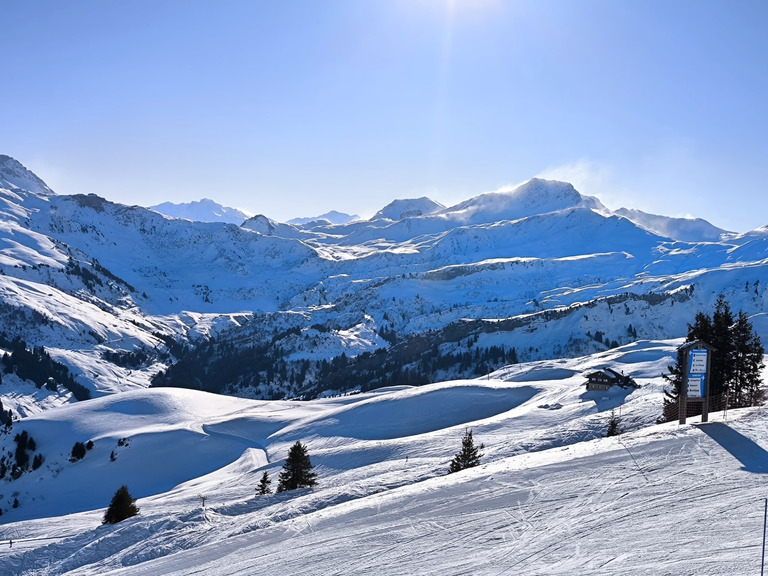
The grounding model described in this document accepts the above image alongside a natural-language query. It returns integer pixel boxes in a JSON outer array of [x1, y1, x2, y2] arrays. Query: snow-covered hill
[[1, 342, 767, 575]]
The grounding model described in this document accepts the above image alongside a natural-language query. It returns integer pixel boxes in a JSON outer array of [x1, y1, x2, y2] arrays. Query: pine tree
[[711, 296, 735, 398], [257, 470, 272, 495], [448, 429, 484, 473], [70, 441, 86, 462], [606, 409, 621, 436], [730, 311, 765, 407], [103, 485, 140, 524], [277, 441, 317, 492]]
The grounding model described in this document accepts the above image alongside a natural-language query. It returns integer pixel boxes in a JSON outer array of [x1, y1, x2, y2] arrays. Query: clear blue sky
[[2, 0, 767, 231]]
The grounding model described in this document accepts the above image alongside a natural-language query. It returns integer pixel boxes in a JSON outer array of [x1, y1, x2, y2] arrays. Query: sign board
[[687, 375, 704, 398], [689, 350, 708, 375]]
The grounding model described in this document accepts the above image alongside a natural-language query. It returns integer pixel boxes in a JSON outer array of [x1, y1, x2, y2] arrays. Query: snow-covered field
[[2, 340, 768, 575]]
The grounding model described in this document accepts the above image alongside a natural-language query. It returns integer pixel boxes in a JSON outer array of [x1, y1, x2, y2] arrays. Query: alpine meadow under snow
[[1, 154, 768, 574]]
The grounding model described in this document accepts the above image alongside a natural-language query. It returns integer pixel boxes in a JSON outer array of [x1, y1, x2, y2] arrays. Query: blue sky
[[2, 0, 767, 231]]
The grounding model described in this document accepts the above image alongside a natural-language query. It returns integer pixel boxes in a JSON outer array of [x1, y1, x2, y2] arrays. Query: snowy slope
[[615, 206, 729, 242], [0, 156, 53, 196], [1, 342, 767, 575]]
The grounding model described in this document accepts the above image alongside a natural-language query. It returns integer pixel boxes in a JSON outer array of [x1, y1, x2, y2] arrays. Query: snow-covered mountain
[[0, 155, 53, 196], [372, 197, 445, 221], [614, 206, 729, 242], [288, 210, 360, 226], [1, 154, 767, 408], [150, 198, 254, 225]]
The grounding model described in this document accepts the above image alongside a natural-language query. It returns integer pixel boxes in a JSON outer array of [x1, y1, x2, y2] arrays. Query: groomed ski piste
[[2, 339, 768, 575]]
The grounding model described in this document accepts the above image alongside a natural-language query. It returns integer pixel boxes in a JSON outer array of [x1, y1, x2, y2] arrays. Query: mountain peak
[[288, 210, 360, 226], [241, 214, 277, 235], [150, 198, 253, 225], [0, 155, 54, 196], [372, 197, 445, 221], [442, 178, 604, 224]]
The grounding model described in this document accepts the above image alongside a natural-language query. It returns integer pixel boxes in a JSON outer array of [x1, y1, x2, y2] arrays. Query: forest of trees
[[661, 296, 765, 422], [151, 326, 519, 400], [0, 333, 90, 400]]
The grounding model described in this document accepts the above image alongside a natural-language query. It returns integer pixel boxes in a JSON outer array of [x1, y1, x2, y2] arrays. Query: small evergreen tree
[[32, 453, 44, 470], [449, 428, 484, 473], [103, 485, 139, 524], [14, 430, 30, 469], [257, 470, 272, 495], [277, 441, 317, 492], [70, 441, 86, 462], [606, 409, 621, 437]]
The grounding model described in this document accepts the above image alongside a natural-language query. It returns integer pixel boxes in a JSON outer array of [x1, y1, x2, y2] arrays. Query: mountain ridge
[[0, 154, 766, 411]]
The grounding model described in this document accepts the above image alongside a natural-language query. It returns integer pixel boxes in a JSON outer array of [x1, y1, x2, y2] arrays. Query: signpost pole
[[679, 353, 688, 426], [702, 346, 711, 423]]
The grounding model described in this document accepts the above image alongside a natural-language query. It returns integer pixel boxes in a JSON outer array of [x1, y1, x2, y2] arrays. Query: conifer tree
[[448, 428, 484, 473], [661, 297, 765, 421], [257, 470, 272, 495], [103, 485, 139, 524], [277, 441, 317, 492], [606, 409, 622, 437], [711, 296, 735, 397], [731, 310, 765, 407], [70, 441, 86, 462]]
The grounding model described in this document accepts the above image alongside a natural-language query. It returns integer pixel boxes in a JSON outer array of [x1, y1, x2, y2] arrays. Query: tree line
[[0, 333, 90, 400], [661, 296, 765, 421]]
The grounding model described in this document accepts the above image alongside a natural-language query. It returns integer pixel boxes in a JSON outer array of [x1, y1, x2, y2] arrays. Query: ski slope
[[2, 340, 768, 575]]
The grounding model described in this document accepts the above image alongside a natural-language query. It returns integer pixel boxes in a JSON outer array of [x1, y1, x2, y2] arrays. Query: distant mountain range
[[1, 154, 766, 413], [150, 199, 361, 228]]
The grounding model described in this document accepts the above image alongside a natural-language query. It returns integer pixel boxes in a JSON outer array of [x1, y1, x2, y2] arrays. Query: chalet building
[[585, 367, 636, 391]]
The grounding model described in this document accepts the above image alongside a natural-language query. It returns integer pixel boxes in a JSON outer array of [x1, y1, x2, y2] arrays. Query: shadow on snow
[[697, 422, 768, 474]]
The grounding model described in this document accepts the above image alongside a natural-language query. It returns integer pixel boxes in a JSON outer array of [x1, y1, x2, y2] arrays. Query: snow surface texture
[[1, 342, 768, 575]]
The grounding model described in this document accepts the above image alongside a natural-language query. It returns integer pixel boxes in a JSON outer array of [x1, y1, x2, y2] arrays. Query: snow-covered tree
[[449, 429, 484, 473], [277, 441, 317, 492]]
